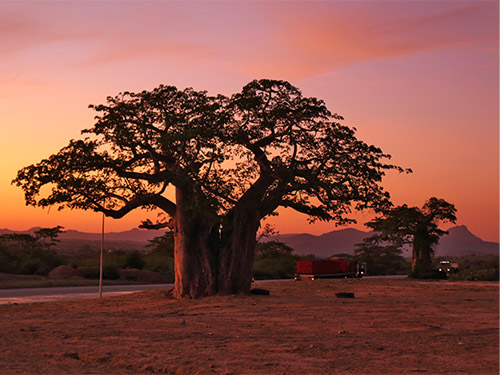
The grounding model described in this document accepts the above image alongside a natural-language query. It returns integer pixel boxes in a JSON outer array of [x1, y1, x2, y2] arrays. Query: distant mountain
[[0, 227, 166, 242], [436, 225, 499, 256], [60, 228, 167, 242], [271, 228, 370, 258], [1, 225, 497, 257], [268, 225, 498, 258], [0, 227, 167, 257]]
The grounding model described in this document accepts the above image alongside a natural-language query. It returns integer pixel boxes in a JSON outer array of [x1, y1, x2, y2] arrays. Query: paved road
[[0, 276, 406, 305], [0, 284, 173, 305]]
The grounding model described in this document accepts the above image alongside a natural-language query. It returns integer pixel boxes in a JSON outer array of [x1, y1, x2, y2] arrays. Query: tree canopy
[[14, 79, 408, 297]]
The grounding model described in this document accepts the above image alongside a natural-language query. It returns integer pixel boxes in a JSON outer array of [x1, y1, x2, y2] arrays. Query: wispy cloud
[[1, 2, 497, 80], [236, 2, 498, 79], [74, 39, 213, 67], [0, 12, 95, 57]]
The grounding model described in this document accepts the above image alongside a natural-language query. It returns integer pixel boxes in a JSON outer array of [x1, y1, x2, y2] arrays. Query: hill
[[1, 225, 497, 258], [269, 225, 498, 258], [0, 227, 166, 242], [271, 228, 370, 258], [437, 225, 499, 256], [0, 227, 167, 257]]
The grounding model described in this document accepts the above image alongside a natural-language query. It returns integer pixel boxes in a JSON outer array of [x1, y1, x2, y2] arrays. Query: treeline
[[0, 228, 175, 281], [1, 227, 497, 282], [0, 228, 303, 281], [0, 228, 300, 281], [0, 227, 64, 275]]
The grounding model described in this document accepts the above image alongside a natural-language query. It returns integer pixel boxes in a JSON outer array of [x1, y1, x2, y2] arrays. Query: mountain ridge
[[270, 225, 498, 257], [1, 225, 498, 257], [0, 227, 167, 242]]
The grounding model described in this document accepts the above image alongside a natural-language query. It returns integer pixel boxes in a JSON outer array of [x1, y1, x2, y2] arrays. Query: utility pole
[[99, 212, 104, 298]]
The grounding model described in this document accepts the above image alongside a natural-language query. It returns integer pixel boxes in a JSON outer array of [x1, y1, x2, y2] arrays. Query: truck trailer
[[295, 259, 366, 280]]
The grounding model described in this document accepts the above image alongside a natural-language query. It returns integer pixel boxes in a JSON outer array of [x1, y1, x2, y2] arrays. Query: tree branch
[[94, 193, 176, 218]]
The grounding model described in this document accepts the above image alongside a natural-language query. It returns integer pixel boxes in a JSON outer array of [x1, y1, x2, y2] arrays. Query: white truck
[[438, 260, 459, 273]]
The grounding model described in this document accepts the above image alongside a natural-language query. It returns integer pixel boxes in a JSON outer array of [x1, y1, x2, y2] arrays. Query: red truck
[[295, 259, 366, 280]]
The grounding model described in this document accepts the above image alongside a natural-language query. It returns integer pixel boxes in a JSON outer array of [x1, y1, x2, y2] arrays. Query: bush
[[455, 268, 499, 281], [124, 251, 146, 270], [253, 254, 297, 280], [0, 243, 62, 275], [143, 253, 174, 282], [102, 266, 119, 280], [79, 265, 120, 280], [79, 267, 100, 279]]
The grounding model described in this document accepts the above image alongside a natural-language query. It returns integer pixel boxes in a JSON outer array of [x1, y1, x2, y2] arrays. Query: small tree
[[145, 231, 174, 257], [362, 197, 457, 277], [255, 241, 293, 258], [14, 79, 408, 297]]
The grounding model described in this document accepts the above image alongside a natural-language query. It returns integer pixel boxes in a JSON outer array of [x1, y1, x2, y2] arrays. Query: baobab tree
[[361, 197, 457, 277], [14, 79, 408, 297]]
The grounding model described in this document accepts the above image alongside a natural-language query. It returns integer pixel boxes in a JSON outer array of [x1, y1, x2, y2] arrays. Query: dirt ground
[[0, 278, 498, 375]]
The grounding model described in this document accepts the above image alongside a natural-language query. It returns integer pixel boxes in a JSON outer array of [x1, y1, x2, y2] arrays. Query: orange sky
[[1, 1, 498, 241]]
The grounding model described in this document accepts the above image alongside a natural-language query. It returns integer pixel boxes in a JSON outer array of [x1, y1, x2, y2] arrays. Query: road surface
[[0, 284, 173, 305]]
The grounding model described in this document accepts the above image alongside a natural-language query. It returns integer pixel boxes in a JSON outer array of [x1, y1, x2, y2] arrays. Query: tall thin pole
[[99, 211, 104, 298]]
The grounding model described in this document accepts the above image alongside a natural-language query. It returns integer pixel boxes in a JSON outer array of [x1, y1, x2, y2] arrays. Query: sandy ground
[[0, 278, 498, 375]]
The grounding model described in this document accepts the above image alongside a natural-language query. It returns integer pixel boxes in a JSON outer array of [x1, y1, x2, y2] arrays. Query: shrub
[[79, 267, 100, 279], [144, 253, 174, 282], [102, 266, 120, 280], [253, 254, 297, 280], [0, 243, 62, 275], [124, 251, 146, 270], [455, 268, 499, 281]]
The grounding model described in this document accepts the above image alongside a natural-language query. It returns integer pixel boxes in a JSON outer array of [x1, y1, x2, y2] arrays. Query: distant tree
[[362, 197, 457, 277], [33, 226, 65, 248], [0, 233, 37, 250], [0, 226, 64, 275], [255, 240, 293, 258], [13, 79, 408, 297], [144, 231, 175, 280], [256, 223, 278, 242], [146, 231, 174, 257], [329, 253, 355, 260], [124, 251, 146, 270], [254, 240, 297, 280], [0, 226, 64, 251]]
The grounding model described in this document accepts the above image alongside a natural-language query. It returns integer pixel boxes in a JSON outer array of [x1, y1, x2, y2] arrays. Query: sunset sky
[[1, 1, 498, 241]]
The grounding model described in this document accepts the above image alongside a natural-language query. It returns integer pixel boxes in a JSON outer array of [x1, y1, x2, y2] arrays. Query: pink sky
[[1, 1, 498, 241]]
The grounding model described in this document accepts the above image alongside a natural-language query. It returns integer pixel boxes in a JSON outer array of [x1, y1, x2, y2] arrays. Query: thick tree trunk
[[217, 207, 261, 295], [173, 188, 218, 298], [411, 243, 419, 272], [412, 231, 433, 277]]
